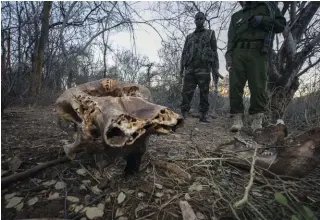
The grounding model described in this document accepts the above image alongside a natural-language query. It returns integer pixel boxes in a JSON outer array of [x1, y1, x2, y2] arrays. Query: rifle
[[261, 2, 276, 54], [209, 29, 224, 92]]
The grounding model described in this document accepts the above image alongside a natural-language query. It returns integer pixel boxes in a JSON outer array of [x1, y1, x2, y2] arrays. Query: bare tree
[[267, 2, 320, 120], [30, 1, 52, 95]]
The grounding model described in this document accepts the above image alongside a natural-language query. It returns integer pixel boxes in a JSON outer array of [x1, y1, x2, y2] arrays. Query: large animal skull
[[55, 78, 183, 160]]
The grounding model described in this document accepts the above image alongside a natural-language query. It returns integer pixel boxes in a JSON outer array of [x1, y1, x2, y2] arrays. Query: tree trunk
[[67, 69, 73, 89], [1, 31, 8, 115], [1, 30, 11, 115], [266, 2, 320, 122], [16, 2, 22, 78], [102, 31, 109, 78], [30, 1, 52, 95]]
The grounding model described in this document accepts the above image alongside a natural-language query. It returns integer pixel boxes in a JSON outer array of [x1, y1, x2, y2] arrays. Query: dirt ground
[[1, 106, 319, 220], [1, 106, 236, 220]]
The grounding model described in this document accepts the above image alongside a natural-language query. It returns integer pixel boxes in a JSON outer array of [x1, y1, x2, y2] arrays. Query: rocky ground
[[1, 106, 319, 220]]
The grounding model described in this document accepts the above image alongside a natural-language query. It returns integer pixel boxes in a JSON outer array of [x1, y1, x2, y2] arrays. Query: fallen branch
[[1, 156, 70, 189], [160, 194, 182, 210], [179, 200, 198, 220], [152, 160, 192, 180], [233, 148, 258, 208]]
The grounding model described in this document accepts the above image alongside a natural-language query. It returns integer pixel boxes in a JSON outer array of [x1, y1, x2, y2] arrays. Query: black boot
[[199, 112, 210, 123]]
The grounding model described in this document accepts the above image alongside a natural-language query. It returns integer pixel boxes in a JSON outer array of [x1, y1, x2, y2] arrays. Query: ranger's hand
[[226, 62, 232, 72], [248, 15, 263, 27], [212, 68, 224, 79]]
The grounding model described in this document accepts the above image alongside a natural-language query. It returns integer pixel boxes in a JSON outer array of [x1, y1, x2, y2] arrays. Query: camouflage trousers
[[229, 45, 268, 115], [180, 68, 211, 114]]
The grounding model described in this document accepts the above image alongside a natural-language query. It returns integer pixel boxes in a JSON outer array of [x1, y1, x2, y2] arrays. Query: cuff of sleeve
[[225, 52, 232, 64]]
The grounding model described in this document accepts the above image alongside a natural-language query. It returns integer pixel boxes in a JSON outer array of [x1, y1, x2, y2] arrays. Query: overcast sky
[[95, 1, 235, 77]]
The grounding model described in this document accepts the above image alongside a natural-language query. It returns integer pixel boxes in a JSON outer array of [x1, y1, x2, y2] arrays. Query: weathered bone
[[55, 78, 183, 161]]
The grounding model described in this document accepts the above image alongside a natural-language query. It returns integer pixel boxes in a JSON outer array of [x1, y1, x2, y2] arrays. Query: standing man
[[225, 2, 286, 132], [180, 12, 220, 123]]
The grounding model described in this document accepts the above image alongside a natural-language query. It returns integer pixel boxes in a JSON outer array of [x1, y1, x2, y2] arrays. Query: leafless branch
[[297, 57, 320, 77], [190, 1, 200, 12]]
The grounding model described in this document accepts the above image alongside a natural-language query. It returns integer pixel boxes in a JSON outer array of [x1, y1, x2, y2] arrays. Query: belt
[[236, 41, 263, 49]]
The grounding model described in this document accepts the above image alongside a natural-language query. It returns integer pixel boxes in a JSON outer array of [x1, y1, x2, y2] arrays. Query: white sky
[[102, 1, 231, 76]]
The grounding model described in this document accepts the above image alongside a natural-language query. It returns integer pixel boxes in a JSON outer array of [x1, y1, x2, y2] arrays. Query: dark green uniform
[[225, 2, 286, 115], [180, 27, 219, 114]]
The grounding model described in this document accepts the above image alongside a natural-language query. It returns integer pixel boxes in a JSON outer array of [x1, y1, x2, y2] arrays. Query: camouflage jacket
[[180, 27, 219, 72], [225, 2, 286, 64]]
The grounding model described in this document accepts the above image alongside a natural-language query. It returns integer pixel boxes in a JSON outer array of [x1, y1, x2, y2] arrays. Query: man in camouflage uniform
[[180, 12, 220, 123], [225, 1, 286, 132]]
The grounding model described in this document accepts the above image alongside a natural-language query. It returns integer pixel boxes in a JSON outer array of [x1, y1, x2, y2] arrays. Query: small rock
[[76, 168, 87, 176], [69, 204, 77, 212], [137, 192, 145, 198], [67, 196, 80, 203], [155, 192, 164, 198], [54, 181, 66, 190], [85, 207, 104, 219], [27, 197, 39, 206], [184, 193, 191, 201], [5, 193, 16, 200], [48, 192, 60, 200], [15, 202, 24, 211], [5, 197, 23, 208], [115, 208, 125, 217], [188, 182, 203, 192], [117, 192, 126, 204], [98, 203, 105, 211], [155, 183, 163, 189], [127, 189, 135, 195], [91, 185, 102, 195], [82, 180, 91, 186], [75, 205, 84, 213], [80, 184, 87, 192], [196, 212, 205, 220]]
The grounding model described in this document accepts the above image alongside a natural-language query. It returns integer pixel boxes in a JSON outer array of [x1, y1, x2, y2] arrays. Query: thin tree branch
[[190, 1, 200, 12], [233, 148, 258, 208], [297, 57, 320, 77], [296, 32, 320, 63]]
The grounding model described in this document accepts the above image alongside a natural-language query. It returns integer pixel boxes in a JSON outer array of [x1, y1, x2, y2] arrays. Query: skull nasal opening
[[106, 127, 126, 146]]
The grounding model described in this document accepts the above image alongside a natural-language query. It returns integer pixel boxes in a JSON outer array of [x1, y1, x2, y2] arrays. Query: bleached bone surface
[[55, 78, 183, 159]]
